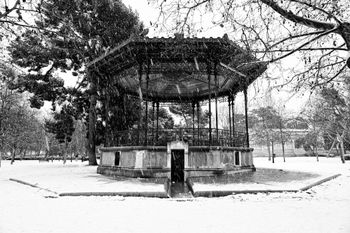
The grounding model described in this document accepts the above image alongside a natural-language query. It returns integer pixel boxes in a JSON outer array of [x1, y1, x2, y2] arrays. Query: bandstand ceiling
[[87, 34, 267, 102]]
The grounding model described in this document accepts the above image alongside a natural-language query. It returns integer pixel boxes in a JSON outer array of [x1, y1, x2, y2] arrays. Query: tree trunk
[[327, 139, 336, 158], [336, 132, 346, 163], [63, 139, 67, 164], [271, 140, 275, 163], [35, 146, 42, 158], [335, 143, 339, 156], [281, 141, 286, 162], [279, 121, 285, 162], [339, 136, 345, 164], [87, 71, 98, 165], [291, 139, 296, 156], [266, 138, 271, 161], [21, 149, 27, 160], [44, 149, 49, 160], [11, 147, 16, 165]]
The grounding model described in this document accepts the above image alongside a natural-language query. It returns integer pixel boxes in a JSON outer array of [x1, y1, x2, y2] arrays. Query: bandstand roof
[[87, 34, 267, 102]]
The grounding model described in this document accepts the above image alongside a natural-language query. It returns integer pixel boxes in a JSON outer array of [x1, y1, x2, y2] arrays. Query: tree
[[250, 106, 281, 161], [0, 83, 46, 164], [274, 105, 294, 162], [302, 83, 350, 163], [151, 0, 350, 89], [45, 105, 75, 164], [285, 117, 308, 129], [147, 107, 174, 129], [9, 0, 143, 165], [1, 62, 44, 165], [321, 86, 350, 163], [169, 103, 194, 128], [169, 103, 209, 128], [69, 119, 87, 159]]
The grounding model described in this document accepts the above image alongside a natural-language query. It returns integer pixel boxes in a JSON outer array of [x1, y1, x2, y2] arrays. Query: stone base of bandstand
[[97, 141, 255, 180]]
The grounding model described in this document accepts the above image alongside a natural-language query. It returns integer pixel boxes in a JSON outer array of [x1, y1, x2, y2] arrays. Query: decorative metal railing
[[110, 128, 247, 147]]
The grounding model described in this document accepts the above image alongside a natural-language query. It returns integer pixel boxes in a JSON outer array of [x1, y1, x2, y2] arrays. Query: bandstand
[[87, 33, 267, 182]]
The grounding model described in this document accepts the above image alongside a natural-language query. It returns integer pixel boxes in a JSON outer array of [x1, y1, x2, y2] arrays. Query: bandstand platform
[[87, 33, 267, 182]]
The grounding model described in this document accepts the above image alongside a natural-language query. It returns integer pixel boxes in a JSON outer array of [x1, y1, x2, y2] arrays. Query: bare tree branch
[[289, 0, 342, 24], [260, 0, 337, 31], [269, 27, 339, 63]]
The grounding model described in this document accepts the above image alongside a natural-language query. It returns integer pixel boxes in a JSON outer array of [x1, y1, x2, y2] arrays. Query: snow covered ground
[[0, 160, 165, 193], [1, 157, 350, 233]]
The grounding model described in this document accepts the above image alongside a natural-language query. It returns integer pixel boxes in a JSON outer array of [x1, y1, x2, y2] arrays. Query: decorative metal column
[[145, 66, 149, 146], [103, 86, 110, 146], [207, 64, 212, 146], [228, 94, 232, 144], [214, 63, 219, 143], [192, 101, 195, 142], [231, 93, 235, 144], [243, 88, 249, 148], [197, 101, 200, 145], [152, 101, 155, 144], [156, 101, 160, 142], [137, 63, 143, 145]]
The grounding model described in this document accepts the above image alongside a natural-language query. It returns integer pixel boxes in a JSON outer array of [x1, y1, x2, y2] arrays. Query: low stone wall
[[100, 146, 168, 168], [188, 147, 253, 168], [98, 145, 254, 178]]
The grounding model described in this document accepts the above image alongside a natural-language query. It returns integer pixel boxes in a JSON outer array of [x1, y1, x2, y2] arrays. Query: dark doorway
[[171, 149, 184, 183], [235, 151, 240, 165], [115, 152, 120, 166]]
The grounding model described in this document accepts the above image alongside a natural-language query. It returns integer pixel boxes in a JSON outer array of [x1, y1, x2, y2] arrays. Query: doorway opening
[[171, 149, 184, 183], [114, 151, 120, 166], [235, 151, 240, 165]]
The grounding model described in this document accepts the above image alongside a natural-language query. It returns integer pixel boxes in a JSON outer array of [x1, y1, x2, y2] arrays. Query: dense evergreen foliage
[[9, 0, 144, 164]]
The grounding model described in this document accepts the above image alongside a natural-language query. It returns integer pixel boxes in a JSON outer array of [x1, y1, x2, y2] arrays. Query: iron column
[[243, 88, 249, 148]]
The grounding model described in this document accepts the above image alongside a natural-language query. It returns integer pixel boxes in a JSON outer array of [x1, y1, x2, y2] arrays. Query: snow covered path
[[1, 157, 350, 233]]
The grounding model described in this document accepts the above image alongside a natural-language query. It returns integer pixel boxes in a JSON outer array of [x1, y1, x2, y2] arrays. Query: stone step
[[169, 182, 193, 198]]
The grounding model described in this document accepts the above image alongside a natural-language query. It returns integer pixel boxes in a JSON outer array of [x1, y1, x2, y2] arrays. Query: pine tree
[[9, 0, 143, 165]]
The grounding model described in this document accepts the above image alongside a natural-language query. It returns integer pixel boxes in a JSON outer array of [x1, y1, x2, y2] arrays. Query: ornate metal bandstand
[[87, 33, 267, 182]]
